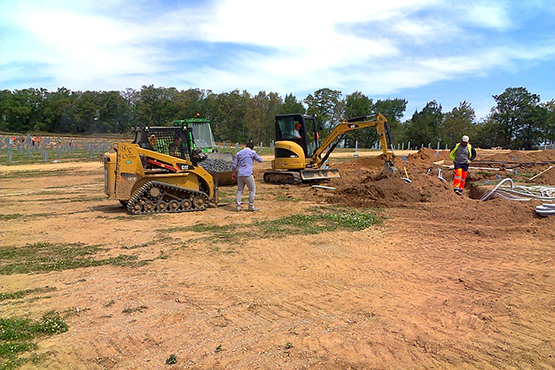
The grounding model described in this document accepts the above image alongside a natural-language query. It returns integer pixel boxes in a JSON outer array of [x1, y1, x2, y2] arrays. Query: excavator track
[[263, 171, 302, 185], [127, 181, 209, 215]]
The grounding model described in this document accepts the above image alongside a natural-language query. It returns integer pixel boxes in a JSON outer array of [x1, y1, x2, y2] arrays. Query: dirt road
[[1, 149, 555, 369]]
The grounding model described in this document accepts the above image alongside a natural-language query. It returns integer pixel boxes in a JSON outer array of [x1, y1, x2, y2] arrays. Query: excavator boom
[[311, 114, 395, 169]]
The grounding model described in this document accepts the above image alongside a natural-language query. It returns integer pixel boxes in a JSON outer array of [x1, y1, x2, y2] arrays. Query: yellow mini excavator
[[103, 125, 216, 215], [263, 113, 397, 184]]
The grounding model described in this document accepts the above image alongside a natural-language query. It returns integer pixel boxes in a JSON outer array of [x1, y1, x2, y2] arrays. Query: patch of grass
[[187, 223, 238, 233], [176, 206, 383, 245], [0, 215, 23, 221], [122, 305, 148, 314], [0, 287, 57, 302], [0, 169, 72, 179], [275, 195, 299, 202], [0, 311, 67, 369], [0, 242, 143, 275], [256, 208, 381, 235], [0, 213, 54, 221]]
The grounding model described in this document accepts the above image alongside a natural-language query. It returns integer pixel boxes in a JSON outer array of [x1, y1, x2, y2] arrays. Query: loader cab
[[133, 126, 195, 161], [174, 116, 217, 153], [275, 114, 319, 157]]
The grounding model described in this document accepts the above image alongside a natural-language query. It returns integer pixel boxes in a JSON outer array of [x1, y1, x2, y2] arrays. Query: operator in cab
[[294, 122, 302, 139]]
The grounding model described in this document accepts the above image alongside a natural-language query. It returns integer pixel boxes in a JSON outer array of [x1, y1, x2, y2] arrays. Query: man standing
[[232, 141, 263, 211], [450, 135, 477, 196]]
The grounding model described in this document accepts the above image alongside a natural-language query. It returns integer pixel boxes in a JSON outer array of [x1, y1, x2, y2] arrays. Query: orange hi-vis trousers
[[453, 167, 468, 191]]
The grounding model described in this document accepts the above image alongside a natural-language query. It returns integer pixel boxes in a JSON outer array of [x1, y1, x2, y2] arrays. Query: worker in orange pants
[[450, 135, 477, 196]]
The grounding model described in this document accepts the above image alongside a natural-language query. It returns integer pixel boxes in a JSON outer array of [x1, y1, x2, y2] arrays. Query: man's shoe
[[455, 189, 463, 196], [247, 207, 259, 212]]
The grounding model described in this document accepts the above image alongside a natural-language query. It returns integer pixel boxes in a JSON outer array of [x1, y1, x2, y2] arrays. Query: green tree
[[304, 88, 343, 135], [343, 91, 374, 147], [405, 101, 443, 148], [440, 101, 476, 147], [491, 87, 544, 149], [96, 91, 134, 133], [174, 88, 211, 120], [206, 90, 249, 143], [542, 99, 555, 144], [135, 85, 180, 126], [245, 91, 282, 145], [373, 98, 408, 145], [277, 93, 305, 115], [41, 87, 75, 133], [1, 88, 47, 132]]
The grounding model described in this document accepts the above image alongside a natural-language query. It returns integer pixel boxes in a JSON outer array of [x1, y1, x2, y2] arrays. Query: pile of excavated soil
[[301, 148, 555, 228]]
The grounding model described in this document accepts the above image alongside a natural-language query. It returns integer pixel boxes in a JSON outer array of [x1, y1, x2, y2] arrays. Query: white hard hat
[[461, 135, 469, 143]]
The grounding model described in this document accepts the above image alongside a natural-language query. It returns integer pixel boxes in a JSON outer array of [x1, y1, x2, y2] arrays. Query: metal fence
[[0, 135, 113, 164]]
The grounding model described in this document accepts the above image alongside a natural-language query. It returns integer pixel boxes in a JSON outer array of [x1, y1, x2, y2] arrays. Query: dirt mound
[[336, 154, 387, 170], [478, 149, 555, 163], [305, 148, 555, 228]]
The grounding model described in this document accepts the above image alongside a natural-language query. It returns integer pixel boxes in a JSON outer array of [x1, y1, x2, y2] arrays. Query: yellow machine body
[[264, 113, 397, 184], [103, 125, 216, 214]]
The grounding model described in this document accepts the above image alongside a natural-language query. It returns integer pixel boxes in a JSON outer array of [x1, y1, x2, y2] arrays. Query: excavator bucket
[[300, 168, 340, 181]]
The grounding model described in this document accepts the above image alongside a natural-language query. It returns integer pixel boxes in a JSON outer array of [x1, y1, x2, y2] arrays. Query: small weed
[[275, 195, 299, 202], [215, 345, 223, 353], [122, 305, 148, 314], [284, 342, 293, 350], [165, 353, 177, 365], [104, 300, 116, 308]]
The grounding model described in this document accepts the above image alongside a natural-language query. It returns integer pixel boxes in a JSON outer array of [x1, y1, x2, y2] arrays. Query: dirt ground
[[1, 148, 555, 370]]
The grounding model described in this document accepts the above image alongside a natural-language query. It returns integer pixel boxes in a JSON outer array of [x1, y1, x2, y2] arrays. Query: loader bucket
[[201, 152, 236, 186]]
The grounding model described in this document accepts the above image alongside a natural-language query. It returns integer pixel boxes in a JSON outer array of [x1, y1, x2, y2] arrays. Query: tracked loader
[[103, 125, 217, 215], [264, 113, 397, 184]]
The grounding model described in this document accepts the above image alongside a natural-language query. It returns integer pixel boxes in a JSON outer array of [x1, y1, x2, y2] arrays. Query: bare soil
[[1, 148, 555, 370]]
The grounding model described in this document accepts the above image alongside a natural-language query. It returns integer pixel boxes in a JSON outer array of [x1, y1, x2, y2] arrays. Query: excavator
[[103, 125, 216, 215], [263, 113, 397, 184]]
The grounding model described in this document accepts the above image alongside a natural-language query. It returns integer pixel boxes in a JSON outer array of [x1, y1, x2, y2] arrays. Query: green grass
[[161, 206, 383, 245], [0, 287, 57, 302], [256, 207, 381, 235], [0, 311, 68, 370], [122, 305, 148, 314], [0, 215, 23, 221], [0, 242, 143, 275], [0, 169, 72, 179], [275, 195, 300, 202]]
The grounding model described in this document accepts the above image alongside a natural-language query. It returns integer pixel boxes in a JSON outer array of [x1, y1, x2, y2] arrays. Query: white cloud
[[0, 0, 553, 103]]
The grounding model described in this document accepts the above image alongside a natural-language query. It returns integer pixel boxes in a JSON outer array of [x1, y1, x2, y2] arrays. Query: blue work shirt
[[233, 147, 263, 177]]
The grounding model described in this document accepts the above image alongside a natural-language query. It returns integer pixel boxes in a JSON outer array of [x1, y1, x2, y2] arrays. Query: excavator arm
[[310, 114, 396, 173]]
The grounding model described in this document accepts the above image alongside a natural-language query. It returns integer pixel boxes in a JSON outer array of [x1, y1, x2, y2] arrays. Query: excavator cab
[[275, 114, 318, 157]]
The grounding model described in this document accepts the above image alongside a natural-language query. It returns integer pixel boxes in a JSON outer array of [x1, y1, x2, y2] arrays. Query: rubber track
[[127, 181, 209, 215], [263, 171, 302, 185]]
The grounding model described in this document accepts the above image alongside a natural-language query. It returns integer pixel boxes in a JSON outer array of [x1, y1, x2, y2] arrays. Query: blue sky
[[1, 0, 554, 120]]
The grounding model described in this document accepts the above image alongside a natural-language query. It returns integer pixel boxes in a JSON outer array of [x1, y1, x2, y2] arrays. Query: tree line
[[1, 85, 554, 149]]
